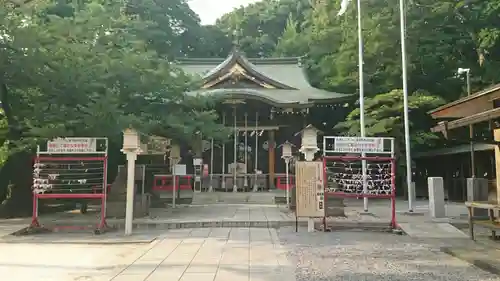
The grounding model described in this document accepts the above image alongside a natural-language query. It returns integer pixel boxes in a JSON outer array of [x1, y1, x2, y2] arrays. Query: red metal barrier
[[323, 155, 397, 228], [152, 175, 192, 191], [276, 175, 295, 191], [92, 184, 111, 194], [32, 155, 109, 232]]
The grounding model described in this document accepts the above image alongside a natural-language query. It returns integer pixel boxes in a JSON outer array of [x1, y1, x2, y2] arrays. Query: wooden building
[[422, 83, 500, 201], [174, 50, 353, 191], [413, 144, 495, 201]]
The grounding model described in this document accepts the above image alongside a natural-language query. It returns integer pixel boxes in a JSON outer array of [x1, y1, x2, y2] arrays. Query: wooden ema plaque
[[295, 161, 325, 218]]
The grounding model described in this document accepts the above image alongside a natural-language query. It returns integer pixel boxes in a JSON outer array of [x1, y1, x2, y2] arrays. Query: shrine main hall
[[170, 50, 353, 191]]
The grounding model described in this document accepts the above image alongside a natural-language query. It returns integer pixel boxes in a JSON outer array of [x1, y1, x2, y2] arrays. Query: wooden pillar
[[269, 130, 275, 188], [494, 128, 500, 203]]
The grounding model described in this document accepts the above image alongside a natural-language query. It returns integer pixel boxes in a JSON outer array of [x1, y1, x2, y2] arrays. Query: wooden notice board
[[295, 161, 325, 218]]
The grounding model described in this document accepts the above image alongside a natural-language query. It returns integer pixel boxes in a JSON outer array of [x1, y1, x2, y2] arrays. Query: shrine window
[[493, 98, 500, 108]]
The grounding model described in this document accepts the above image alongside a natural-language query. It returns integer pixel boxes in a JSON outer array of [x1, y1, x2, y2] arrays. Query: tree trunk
[[0, 79, 34, 217], [0, 151, 33, 217]]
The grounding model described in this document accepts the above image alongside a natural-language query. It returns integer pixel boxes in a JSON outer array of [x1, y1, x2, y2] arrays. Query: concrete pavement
[[110, 228, 293, 281], [0, 227, 293, 281], [0, 198, 498, 281], [0, 241, 151, 281], [3, 226, 499, 281]]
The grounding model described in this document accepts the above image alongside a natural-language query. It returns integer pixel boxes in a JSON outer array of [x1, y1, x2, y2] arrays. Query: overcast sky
[[189, 0, 259, 25]]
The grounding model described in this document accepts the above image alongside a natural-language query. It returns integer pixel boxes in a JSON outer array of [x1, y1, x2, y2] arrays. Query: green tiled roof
[[176, 52, 354, 106]]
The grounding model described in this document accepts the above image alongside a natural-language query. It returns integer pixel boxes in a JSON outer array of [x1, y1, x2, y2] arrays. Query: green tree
[[335, 89, 445, 162], [214, 0, 312, 57], [0, 0, 227, 215], [274, 15, 308, 57]]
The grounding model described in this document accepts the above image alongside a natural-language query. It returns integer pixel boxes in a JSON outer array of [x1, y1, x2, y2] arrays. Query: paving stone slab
[[399, 222, 468, 238], [0, 232, 158, 244]]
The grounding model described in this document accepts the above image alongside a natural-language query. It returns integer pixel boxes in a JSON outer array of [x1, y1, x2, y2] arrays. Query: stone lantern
[[279, 141, 295, 206], [295, 124, 322, 161], [169, 144, 181, 165], [123, 128, 140, 151], [121, 128, 142, 236], [279, 141, 294, 159]]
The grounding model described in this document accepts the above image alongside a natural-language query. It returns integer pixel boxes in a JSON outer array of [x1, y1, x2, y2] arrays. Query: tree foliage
[[335, 90, 445, 149], [214, 0, 312, 57], [199, 0, 500, 188], [0, 0, 228, 213], [211, 0, 500, 137], [1, 0, 500, 214]]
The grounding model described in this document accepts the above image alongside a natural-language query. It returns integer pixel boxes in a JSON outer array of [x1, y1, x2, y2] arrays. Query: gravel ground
[[278, 227, 500, 281]]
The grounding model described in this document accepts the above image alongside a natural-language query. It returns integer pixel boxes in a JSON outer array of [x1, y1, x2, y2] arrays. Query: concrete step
[[109, 219, 394, 231], [192, 192, 275, 205], [274, 196, 289, 204]]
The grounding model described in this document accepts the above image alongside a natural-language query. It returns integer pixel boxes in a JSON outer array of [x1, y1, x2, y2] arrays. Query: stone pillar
[[408, 181, 416, 204], [467, 178, 489, 217], [495, 128, 500, 204], [428, 177, 446, 218]]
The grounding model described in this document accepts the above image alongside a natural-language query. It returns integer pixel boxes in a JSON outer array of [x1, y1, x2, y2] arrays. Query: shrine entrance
[[200, 99, 280, 193], [151, 50, 353, 202]]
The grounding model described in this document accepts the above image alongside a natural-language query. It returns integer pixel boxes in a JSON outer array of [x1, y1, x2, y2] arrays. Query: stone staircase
[[106, 169, 150, 218], [191, 192, 275, 205]]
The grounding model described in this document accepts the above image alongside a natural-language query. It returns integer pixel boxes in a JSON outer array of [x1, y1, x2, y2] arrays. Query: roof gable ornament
[[200, 51, 297, 90], [232, 28, 242, 51]]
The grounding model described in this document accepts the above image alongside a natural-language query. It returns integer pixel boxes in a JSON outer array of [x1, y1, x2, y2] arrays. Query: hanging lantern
[[279, 141, 295, 159], [295, 124, 322, 161], [122, 128, 140, 150], [170, 144, 181, 160]]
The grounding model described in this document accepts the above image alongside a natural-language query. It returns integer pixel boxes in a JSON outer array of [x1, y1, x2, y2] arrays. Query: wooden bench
[[465, 201, 500, 240]]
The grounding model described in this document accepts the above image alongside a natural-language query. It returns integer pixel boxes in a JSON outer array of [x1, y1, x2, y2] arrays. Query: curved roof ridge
[[176, 56, 302, 65], [196, 51, 296, 90]]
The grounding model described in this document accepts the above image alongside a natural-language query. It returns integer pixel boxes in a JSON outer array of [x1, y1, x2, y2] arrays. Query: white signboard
[[333, 137, 384, 153], [173, 164, 186, 176], [47, 138, 97, 153], [295, 161, 325, 218]]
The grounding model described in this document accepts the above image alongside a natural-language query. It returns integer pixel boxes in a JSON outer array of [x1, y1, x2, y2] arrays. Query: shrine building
[[415, 83, 500, 201], [165, 50, 354, 192]]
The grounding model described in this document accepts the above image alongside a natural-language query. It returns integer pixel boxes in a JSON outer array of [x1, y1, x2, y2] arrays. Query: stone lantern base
[[289, 187, 345, 217], [106, 169, 151, 218]]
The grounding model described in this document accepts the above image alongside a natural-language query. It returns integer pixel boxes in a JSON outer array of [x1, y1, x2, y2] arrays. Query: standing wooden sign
[[295, 161, 325, 218]]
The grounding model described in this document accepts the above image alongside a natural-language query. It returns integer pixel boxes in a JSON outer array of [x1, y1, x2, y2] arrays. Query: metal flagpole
[[244, 113, 248, 190], [222, 113, 226, 191], [457, 68, 475, 177], [399, 0, 413, 212], [253, 112, 259, 192], [209, 138, 214, 192], [355, 0, 368, 212], [467, 70, 476, 178], [233, 106, 238, 192]]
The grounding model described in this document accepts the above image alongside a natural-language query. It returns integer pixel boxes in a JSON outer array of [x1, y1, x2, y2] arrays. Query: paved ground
[[0, 198, 470, 240], [111, 228, 292, 281], [3, 227, 499, 281], [0, 198, 495, 281], [0, 241, 151, 281], [9, 199, 467, 230]]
